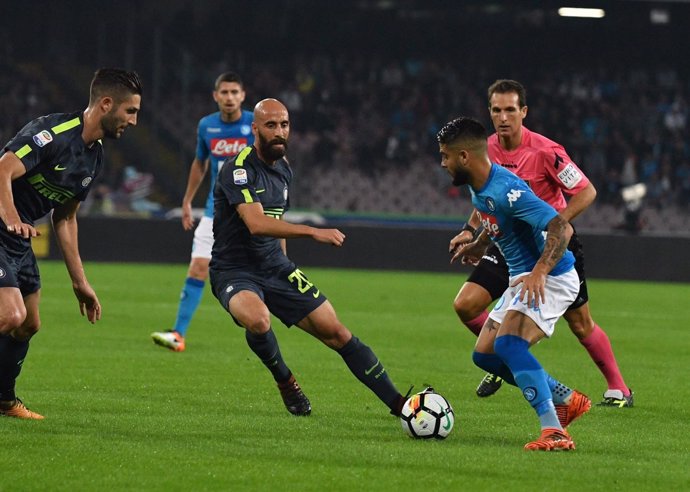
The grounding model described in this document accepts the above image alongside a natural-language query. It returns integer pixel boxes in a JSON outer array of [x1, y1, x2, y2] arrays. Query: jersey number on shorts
[[288, 269, 320, 298]]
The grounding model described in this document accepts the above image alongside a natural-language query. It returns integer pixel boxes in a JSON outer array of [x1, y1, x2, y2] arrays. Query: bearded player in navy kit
[[210, 99, 407, 417], [0, 68, 142, 419], [151, 72, 254, 352]]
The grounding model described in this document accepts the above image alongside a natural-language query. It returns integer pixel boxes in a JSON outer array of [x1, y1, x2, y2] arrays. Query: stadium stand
[[2, 1, 689, 234]]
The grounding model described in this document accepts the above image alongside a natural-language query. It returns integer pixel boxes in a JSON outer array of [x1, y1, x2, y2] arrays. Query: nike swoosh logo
[[54, 164, 67, 171], [256, 189, 265, 193], [364, 360, 380, 376], [437, 402, 452, 430]]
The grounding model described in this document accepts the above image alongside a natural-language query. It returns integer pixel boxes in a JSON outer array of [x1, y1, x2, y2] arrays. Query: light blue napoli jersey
[[195, 110, 254, 217], [470, 163, 575, 277]]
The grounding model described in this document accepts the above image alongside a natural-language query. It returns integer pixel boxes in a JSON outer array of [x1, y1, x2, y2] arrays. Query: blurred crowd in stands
[[171, 54, 690, 233], [0, 64, 50, 150], [3, 55, 689, 233]]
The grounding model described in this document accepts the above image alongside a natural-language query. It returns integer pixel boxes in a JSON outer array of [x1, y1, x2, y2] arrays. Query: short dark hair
[[487, 79, 527, 108], [214, 71, 244, 91], [89, 68, 142, 105], [437, 117, 488, 148]]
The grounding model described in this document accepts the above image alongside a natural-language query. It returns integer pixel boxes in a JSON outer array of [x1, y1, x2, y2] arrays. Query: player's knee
[[333, 325, 352, 348], [243, 314, 272, 335], [453, 293, 482, 321], [568, 318, 594, 339], [16, 319, 40, 340], [0, 307, 27, 334], [322, 323, 352, 350], [565, 309, 595, 339], [188, 262, 210, 280]]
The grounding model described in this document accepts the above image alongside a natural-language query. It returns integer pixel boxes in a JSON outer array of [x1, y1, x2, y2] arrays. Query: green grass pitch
[[2, 261, 689, 491]]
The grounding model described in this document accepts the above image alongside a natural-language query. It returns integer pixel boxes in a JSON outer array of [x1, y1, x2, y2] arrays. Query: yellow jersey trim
[[15, 145, 32, 159], [235, 147, 252, 167], [51, 117, 81, 135]]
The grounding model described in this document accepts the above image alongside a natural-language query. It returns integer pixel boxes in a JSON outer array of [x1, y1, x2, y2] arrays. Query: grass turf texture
[[2, 261, 689, 491]]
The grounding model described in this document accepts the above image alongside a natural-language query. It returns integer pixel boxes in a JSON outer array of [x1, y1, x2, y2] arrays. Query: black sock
[[0, 334, 30, 402], [245, 329, 292, 383], [338, 336, 402, 412]]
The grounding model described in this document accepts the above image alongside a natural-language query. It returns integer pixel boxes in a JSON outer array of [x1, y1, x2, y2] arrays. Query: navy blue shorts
[[210, 263, 327, 328], [0, 234, 41, 296]]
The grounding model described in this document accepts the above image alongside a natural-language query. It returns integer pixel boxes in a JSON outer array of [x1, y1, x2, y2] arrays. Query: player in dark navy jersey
[[210, 98, 407, 418], [151, 72, 254, 352], [438, 117, 590, 451], [0, 68, 142, 419]]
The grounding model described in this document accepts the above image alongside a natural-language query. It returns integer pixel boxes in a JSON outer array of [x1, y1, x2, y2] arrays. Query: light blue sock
[[494, 335, 562, 430], [545, 374, 574, 405], [173, 277, 205, 336]]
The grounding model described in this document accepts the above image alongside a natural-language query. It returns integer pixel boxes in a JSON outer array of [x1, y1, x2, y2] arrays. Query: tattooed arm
[[511, 214, 573, 307], [535, 215, 573, 275]]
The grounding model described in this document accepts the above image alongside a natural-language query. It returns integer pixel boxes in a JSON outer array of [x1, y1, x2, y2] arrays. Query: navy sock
[[245, 329, 291, 383], [338, 336, 402, 412], [173, 277, 205, 336], [472, 351, 517, 385], [0, 334, 30, 402]]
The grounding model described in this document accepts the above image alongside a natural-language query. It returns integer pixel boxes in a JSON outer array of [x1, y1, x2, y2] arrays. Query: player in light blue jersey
[[151, 72, 254, 352], [438, 117, 591, 451]]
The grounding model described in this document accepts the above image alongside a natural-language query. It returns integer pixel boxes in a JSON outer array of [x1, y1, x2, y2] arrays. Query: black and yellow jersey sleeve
[[3, 111, 103, 223]]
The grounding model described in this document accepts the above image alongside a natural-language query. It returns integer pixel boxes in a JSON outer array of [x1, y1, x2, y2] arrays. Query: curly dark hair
[[436, 116, 487, 146]]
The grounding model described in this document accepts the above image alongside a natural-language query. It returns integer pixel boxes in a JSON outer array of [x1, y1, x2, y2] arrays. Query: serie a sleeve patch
[[233, 168, 248, 185], [32, 130, 53, 147]]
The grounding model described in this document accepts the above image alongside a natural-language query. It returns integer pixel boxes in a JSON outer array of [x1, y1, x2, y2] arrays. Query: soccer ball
[[400, 390, 454, 439]]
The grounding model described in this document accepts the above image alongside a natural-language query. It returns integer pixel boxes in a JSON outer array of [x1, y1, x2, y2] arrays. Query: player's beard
[[452, 167, 471, 186], [101, 110, 122, 139], [257, 133, 288, 162]]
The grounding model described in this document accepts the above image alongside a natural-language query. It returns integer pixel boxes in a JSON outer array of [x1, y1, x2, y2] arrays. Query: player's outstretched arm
[[237, 202, 345, 246], [52, 199, 101, 323], [310, 227, 346, 246]]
